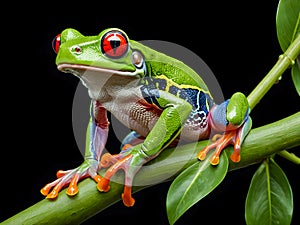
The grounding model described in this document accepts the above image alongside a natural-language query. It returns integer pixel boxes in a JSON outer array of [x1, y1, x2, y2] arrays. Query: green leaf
[[166, 152, 228, 225], [245, 158, 293, 225], [276, 0, 300, 52], [292, 58, 300, 95]]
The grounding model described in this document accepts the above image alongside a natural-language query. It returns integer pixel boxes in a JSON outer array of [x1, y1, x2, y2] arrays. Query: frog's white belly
[[109, 100, 209, 142], [103, 91, 209, 142]]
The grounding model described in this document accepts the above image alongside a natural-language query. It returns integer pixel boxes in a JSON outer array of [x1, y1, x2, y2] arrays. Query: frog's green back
[[130, 40, 210, 93]]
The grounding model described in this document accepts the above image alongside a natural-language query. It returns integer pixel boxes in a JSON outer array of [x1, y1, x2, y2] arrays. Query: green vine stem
[[247, 34, 300, 110], [247, 33, 300, 164], [2, 112, 300, 225], [277, 150, 300, 164]]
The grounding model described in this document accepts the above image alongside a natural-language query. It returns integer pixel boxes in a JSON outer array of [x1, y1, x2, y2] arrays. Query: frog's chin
[[57, 63, 144, 100], [57, 63, 143, 77]]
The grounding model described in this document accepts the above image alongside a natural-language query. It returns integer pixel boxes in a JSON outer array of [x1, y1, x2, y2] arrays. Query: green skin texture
[[45, 27, 250, 206]]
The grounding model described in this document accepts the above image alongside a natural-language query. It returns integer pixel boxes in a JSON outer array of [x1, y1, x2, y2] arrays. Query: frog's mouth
[[58, 63, 145, 99], [57, 63, 143, 77]]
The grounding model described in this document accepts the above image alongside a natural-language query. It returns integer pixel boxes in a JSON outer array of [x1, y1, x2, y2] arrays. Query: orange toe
[[40, 184, 51, 196], [197, 151, 207, 160], [66, 173, 79, 196], [97, 178, 110, 192], [93, 174, 102, 183], [210, 155, 220, 165], [230, 152, 241, 163], [122, 186, 135, 207], [46, 189, 59, 199]]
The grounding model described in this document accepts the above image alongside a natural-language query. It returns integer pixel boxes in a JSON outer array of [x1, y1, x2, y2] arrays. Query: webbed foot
[[97, 145, 147, 207], [198, 131, 239, 165], [41, 160, 102, 199], [198, 115, 252, 165], [198, 92, 252, 165]]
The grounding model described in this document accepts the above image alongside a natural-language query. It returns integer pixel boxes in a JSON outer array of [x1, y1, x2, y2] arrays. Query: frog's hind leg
[[198, 92, 252, 165]]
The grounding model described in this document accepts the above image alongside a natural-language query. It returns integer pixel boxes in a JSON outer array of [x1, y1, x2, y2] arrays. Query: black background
[[1, 1, 299, 225]]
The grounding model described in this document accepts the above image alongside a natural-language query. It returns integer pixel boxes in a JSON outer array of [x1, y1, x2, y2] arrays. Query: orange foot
[[197, 130, 241, 165], [97, 146, 147, 207], [40, 161, 102, 199]]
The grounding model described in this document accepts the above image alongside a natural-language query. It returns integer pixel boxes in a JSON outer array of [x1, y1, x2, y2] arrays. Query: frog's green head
[[53, 28, 146, 79]]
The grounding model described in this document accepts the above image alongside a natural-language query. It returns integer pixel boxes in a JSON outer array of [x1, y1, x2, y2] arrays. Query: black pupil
[[110, 40, 120, 54], [101, 30, 128, 58]]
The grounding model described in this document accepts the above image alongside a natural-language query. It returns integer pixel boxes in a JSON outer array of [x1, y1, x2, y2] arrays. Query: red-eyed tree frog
[[41, 28, 252, 207]]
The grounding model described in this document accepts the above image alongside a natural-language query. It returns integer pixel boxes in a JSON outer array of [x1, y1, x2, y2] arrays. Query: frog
[[41, 28, 252, 207]]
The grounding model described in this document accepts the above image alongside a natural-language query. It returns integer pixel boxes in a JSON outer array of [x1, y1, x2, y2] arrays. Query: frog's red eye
[[101, 30, 129, 58], [52, 34, 61, 54]]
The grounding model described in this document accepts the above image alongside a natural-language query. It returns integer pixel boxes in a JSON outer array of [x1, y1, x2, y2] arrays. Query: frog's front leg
[[98, 91, 193, 207], [198, 92, 252, 165], [41, 100, 109, 198]]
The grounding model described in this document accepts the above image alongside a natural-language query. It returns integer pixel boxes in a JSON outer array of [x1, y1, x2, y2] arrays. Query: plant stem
[[247, 34, 300, 110], [277, 150, 300, 164], [2, 112, 300, 225]]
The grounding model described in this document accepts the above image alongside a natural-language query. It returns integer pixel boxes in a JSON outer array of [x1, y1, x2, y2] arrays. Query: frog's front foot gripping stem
[[97, 146, 146, 207], [41, 102, 110, 199], [40, 163, 102, 199]]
